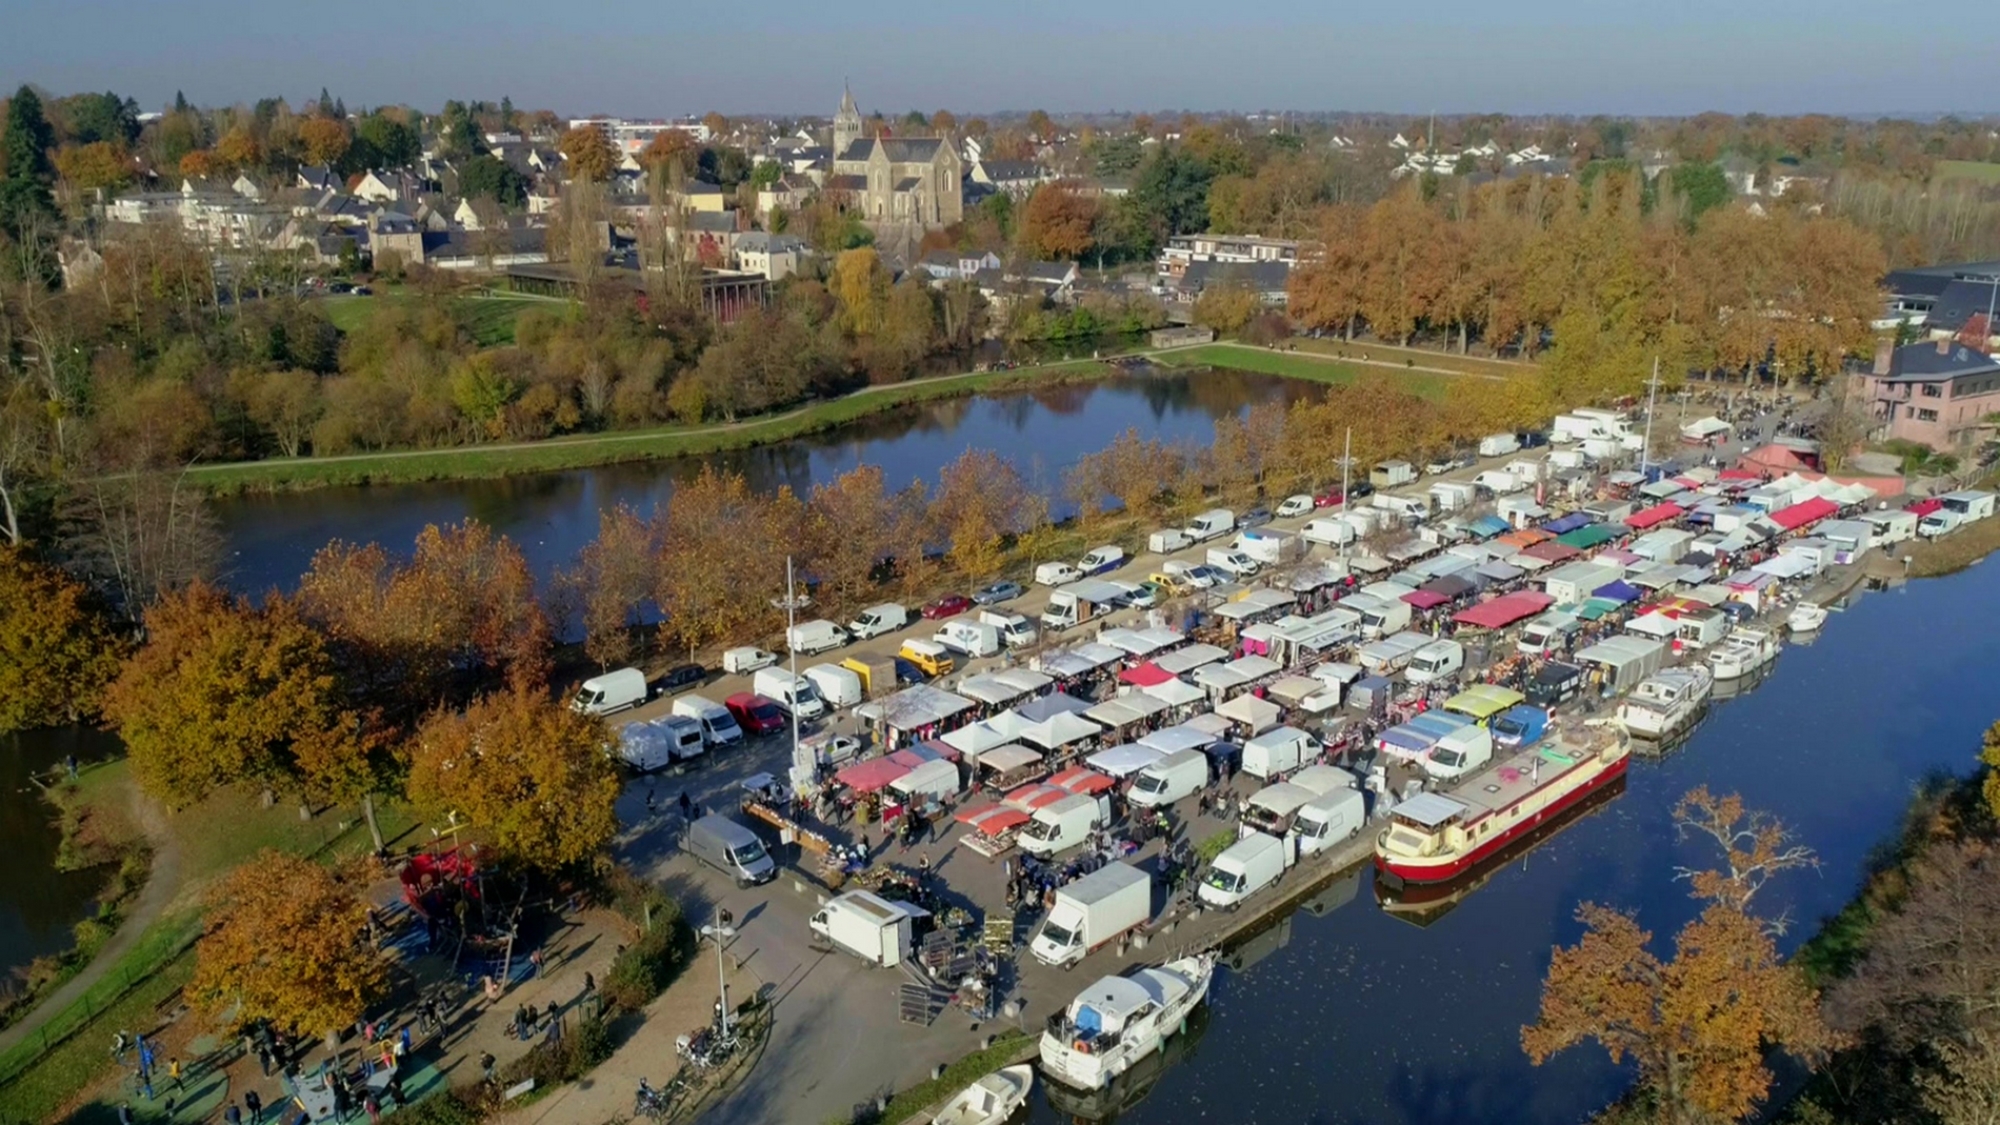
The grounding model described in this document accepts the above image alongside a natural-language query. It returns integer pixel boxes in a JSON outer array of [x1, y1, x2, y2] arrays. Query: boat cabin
[[1049, 975, 1160, 1055], [1381, 792, 1469, 859]]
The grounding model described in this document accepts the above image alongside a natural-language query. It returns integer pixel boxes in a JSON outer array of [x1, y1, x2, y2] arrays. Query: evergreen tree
[[318, 87, 334, 117], [173, 90, 189, 114], [499, 96, 515, 130], [1, 85, 58, 238]]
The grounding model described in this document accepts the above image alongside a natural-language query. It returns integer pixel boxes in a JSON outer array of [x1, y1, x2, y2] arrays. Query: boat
[[1616, 666, 1713, 739], [1706, 627, 1780, 680], [933, 1064, 1034, 1125], [1787, 603, 1829, 633], [1375, 774, 1628, 927], [1374, 725, 1630, 886], [1039, 954, 1216, 1092], [1042, 1004, 1210, 1122]]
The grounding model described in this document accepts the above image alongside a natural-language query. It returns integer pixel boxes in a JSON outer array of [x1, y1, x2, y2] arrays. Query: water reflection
[[212, 367, 1317, 595], [0, 728, 121, 981]]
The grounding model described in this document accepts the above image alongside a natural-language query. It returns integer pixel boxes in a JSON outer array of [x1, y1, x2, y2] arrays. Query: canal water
[[0, 728, 121, 992], [1026, 559, 2000, 1125], [209, 366, 1322, 593]]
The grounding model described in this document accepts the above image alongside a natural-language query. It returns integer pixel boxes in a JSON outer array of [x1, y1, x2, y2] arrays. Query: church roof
[[837, 137, 948, 164], [825, 174, 866, 192], [840, 83, 858, 116]]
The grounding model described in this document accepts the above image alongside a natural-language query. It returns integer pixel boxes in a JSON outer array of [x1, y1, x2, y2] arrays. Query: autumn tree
[[654, 466, 799, 655], [404, 686, 621, 871], [0, 547, 125, 732], [931, 449, 1031, 578], [559, 503, 658, 669], [53, 141, 131, 196], [799, 466, 922, 615], [1287, 203, 1367, 339], [1192, 283, 1262, 334], [191, 851, 388, 1038], [102, 584, 372, 809], [559, 124, 617, 183], [1018, 181, 1098, 260], [296, 116, 350, 167], [1672, 785, 1820, 923], [213, 126, 263, 173], [832, 247, 892, 336]]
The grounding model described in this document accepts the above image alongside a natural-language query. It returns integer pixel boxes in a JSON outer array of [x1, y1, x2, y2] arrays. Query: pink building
[[1855, 339, 2000, 452]]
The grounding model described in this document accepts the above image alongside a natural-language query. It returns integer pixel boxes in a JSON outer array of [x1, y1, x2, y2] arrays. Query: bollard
[[932, 1063, 946, 1081]]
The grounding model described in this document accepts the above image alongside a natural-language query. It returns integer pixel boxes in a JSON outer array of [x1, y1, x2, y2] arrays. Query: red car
[[922, 594, 973, 620], [725, 692, 787, 736]]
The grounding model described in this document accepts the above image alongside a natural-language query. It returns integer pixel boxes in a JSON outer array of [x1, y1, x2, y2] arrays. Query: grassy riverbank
[[1154, 342, 1458, 397]]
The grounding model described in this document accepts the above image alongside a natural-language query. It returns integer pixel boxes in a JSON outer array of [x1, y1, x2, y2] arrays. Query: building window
[[1921, 383, 1942, 397], [1918, 409, 1939, 422]]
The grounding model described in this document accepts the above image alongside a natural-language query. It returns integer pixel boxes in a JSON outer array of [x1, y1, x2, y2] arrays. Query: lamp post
[[700, 909, 739, 1035]]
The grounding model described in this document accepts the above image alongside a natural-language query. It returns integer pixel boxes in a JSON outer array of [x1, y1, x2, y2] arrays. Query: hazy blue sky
[[3, 0, 1994, 118]]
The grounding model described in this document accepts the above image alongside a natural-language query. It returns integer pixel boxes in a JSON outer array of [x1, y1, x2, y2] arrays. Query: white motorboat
[[1040, 954, 1215, 1092], [1706, 627, 1780, 681], [933, 1064, 1034, 1125], [1616, 666, 1713, 739], [1787, 603, 1829, 633]]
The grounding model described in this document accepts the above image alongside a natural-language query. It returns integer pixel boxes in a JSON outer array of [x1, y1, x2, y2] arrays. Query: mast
[[1640, 356, 1661, 475]]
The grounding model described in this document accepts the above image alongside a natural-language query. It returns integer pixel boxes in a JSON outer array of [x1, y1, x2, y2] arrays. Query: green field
[[1933, 160, 2000, 185], [322, 290, 551, 346], [1158, 342, 1458, 399]]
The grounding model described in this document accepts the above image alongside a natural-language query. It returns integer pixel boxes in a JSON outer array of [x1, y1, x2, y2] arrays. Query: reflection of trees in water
[[0, 727, 122, 966]]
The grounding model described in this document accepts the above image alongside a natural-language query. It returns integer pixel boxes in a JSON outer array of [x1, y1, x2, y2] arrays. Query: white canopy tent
[[1140, 678, 1206, 708], [1086, 743, 1168, 779], [1214, 693, 1283, 735], [1155, 644, 1229, 675]]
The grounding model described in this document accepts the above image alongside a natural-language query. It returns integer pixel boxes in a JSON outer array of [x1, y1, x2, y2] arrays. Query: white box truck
[[1242, 726, 1324, 781], [847, 603, 909, 641], [572, 667, 648, 716], [1041, 580, 1125, 631], [1199, 831, 1287, 909], [809, 890, 926, 968], [1429, 481, 1477, 513], [1369, 461, 1417, 488], [1017, 793, 1112, 857], [1127, 749, 1209, 808], [786, 620, 849, 656], [978, 610, 1039, 648], [1149, 528, 1193, 554], [804, 664, 863, 710], [1030, 862, 1151, 967], [1473, 469, 1524, 494], [753, 668, 826, 721], [1236, 529, 1304, 566], [934, 619, 1002, 658]]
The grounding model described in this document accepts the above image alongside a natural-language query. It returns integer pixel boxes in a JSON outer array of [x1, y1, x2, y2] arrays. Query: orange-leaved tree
[[558, 124, 617, 184], [0, 547, 126, 732], [191, 851, 388, 1039], [404, 686, 620, 872]]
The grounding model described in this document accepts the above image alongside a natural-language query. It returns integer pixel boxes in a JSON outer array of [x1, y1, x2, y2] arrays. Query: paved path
[[0, 777, 182, 1057]]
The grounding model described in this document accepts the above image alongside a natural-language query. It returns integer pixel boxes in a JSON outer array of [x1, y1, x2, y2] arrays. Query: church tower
[[833, 83, 862, 156]]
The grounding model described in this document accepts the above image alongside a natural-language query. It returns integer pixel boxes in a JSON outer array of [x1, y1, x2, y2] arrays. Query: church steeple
[[834, 81, 862, 156]]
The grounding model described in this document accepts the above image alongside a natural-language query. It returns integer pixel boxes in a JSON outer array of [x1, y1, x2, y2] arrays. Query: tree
[[653, 466, 796, 653], [1668, 162, 1732, 223], [1672, 785, 1820, 923], [1018, 181, 1098, 260], [296, 116, 350, 167], [1192, 283, 1262, 334], [559, 503, 658, 669], [53, 141, 131, 195], [404, 686, 621, 871], [102, 584, 368, 808], [832, 247, 892, 335], [1, 85, 58, 239], [1131, 146, 1212, 240], [214, 125, 263, 173], [643, 129, 697, 182], [435, 100, 480, 158], [559, 125, 617, 184], [58, 468, 221, 614], [59, 91, 140, 147], [191, 851, 388, 1038], [351, 112, 419, 169], [931, 449, 1031, 578], [0, 547, 124, 731], [457, 153, 525, 207]]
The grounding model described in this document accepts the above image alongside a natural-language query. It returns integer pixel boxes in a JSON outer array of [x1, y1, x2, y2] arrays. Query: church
[[826, 86, 964, 231]]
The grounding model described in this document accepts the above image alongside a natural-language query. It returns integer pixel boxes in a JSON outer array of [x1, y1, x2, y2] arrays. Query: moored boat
[[1787, 603, 1829, 633], [1374, 725, 1630, 886], [1706, 627, 1780, 680], [1616, 665, 1712, 739], [933, 1064, 1034, 1125], [1039, 954, 1216, 1092]]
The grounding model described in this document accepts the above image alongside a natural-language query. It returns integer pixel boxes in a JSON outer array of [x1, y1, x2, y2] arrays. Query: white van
[[1478, 433, 1522, 458], [674, 695, 743, 748], [1017, 793, 1113, 857], [753, 668, 826, 720], [934, 619, 1001, 658], [1078, 546, 1126, 576], [1404, 640, 1465, 685], [1294, 789, 1368, 857], [1242, 726, 1323, 781], [978, 610, 1039, 648], [1517, 611, 1581, 658], [1473, 469, 1524, 495], [804, 664, 863, 709], [1423, 724, 1494, 782], [1148, 528, 1194, 554], [1301, 518, 1356, 546], [1128, 749, 1209, 808], [1036, 561, 1084, 586], [1205, 547, 1260, 577], [848, 603, 909, 641], [616, 716, 702, 772], [1199, 831, 1287, 909], [655, 715, 707, 762], [786, 619, 850, 656], [1185, 509, 1236, 541], [722, 647, 777, 674], [572, 667, 648, 716], [1239, 783, 1320, 861]]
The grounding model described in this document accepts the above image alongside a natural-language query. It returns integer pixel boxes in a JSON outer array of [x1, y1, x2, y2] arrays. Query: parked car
[[1107, 580, 1159, 609], [894, 657, 929, 684], [1276, 495, 1315, 519], [659, 663, 706, 693], [922, 594, 974, 620], [1183, 565, 1224, 589], [1424, 455, 1456, 476], [1240, 507, 1273, 528], [973, 581, 1026, 605], [724, 692, 787, 737], [1518, 430, 1550, 448]]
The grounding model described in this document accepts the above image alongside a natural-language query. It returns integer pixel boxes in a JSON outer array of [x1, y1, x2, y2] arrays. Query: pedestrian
[[483, 975, 502, 1004], [679, 790, 692, 818], [645, 789, 656, 814], [168, 1056, 183, 1093], [224, 1100, 243, 1125], [364, 1094, 382, 1125], [245, 1089, 263, 1125], [111, 1029, 128, 1063], [66, 753, 79, 779], [918, 853, 931, 883], [398, 1025, 412, 1056], [529, 948, 544, 978], [480, 1052, 497, 1084], [380, 1040, 396, 1073], [514, 1004, 528, 1038], [257, 1044, 275, 1076], [583, 971, 596, 995], [525, 1002, 540, 1035]]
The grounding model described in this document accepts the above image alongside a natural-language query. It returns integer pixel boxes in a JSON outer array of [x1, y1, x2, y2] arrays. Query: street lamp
[[700, 909, 739, 1035]]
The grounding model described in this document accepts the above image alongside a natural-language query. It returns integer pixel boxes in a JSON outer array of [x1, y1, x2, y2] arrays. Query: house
[[672, 182, 729, 213], [1854, 338, 2000, 451], [369, 213, 426, 263], [732, 231, 809, 281], [1718, 154, 1760, 196], [297, 165, 341, 193], [1006, 260, 1079, 302], [424, 225, 549, 271], [231, 174, 264, 201], [1156, 234, 1299, 281], [1922, 277, 2000, 349], [453, 197, 508, 231], [1177, 260, 1292, 305], [967, 159, 1050, 199], [917, 249, 1001, 281], [755, 174, 813, 217], [352, 170, 412, 205]]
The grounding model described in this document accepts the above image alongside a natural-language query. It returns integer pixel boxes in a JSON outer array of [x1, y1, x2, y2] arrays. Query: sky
[[3, 0, 1996, 119]]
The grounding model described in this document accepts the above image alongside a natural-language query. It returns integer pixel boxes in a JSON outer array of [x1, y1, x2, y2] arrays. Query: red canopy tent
[[1117, 662, 1176, 687], [1718, 467, 1767, 483], [953, 804, 1031, 835], [1768, 496, 1837, 531], [1451, 590, 1554, 630], [1048, 765, 1116, 795], [1402, 589, 1451, 609], [1521, 540, 1582, 563], [1002, 783, 1072, 810], [1906, 497, 1944, 517], [1624, 502, 1684, 531], [835, 757, 912, 793]]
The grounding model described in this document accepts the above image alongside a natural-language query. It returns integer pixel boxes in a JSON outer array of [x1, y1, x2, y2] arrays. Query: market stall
[[1215, 692, 1283, 737], [953, 804, 1031, 859], [1086, 742, 1167, 779], [1155, 643, 1229, 676], [977, 744, 1047, 791]]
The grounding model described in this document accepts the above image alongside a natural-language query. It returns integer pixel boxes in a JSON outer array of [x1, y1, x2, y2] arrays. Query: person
[[480, 1052, 497, 1084], [398, 1025, 412, 1056], [244, 1089, 263, 1124], [678, 790, 692, 819], [168, 1057, 183, 1093], [364, 1094, 382, 1125], [583, 971, 596, 995], [66, 753, 79, 780], [529, 948, 544, 978], [917, 853, 931, 882], [111, 1029, 129, 1063], [224, 1101, 243, 1125], [257, 1044, 275, 1076]]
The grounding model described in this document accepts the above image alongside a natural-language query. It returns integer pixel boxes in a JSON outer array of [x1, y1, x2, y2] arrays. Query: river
[[1024, 559, 2000, 1125], [209, 366, 1322, 594], [0, 728, 120, 994]]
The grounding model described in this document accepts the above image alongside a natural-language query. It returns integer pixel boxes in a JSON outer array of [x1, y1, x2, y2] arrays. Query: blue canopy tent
[[1468, 515, 1511, 539], [1542, 512, 1592, 534], [1592, 580, 1644, 604]]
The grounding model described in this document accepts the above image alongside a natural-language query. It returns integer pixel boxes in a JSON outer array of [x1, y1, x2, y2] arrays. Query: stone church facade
[[828, 86, 964, 230]]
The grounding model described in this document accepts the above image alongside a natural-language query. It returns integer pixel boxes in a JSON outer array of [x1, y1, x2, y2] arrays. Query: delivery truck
[[674, 695, 743, 748], [809, 890, 927, 968], [1030, 862, 1152, 967], [1205, 547, 1260, 577], [1148, 528, 1193, 554], [803, 664, 863, 709]]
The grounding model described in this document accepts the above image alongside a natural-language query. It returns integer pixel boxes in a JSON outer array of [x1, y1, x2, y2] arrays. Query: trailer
[[809, 890, 929, 968]]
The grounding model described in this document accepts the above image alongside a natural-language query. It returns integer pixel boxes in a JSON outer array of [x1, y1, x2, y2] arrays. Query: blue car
[[1491, 704, 1549, 749], [973, 581, 1026, 605]]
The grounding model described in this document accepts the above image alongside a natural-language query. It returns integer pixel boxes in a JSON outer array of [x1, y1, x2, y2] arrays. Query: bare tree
[[1673, 785, 1820, 931], [59, 466, 222, 616]]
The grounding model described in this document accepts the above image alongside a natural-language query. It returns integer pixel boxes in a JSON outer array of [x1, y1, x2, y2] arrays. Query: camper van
[[786, 619, 850, 656], [1018, 793, 1114, 857], [1199, 831, 1288, 909], [1940, 490, 1996, 522], [1242, 726, 1323, 780], [685, 815, 776, 887], [752, 668, 826, 721], [572, 668, 648, 716], [1185, 509, 1236, 541], [934, 619, 1002, 658], [674, 695, 743, 748], [1404, 640, 1465, 685], [847, 603, 909, 641], [898, 639, 956, 678], [1128, 749, 1209, 808]]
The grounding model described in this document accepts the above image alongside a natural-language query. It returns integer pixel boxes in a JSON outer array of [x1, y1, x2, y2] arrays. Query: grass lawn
[[322, 290, 552, 346], [1160, 343, 1457, 399], [1288, 336, 1535, 380], [1933, 159, 2000, 186]]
